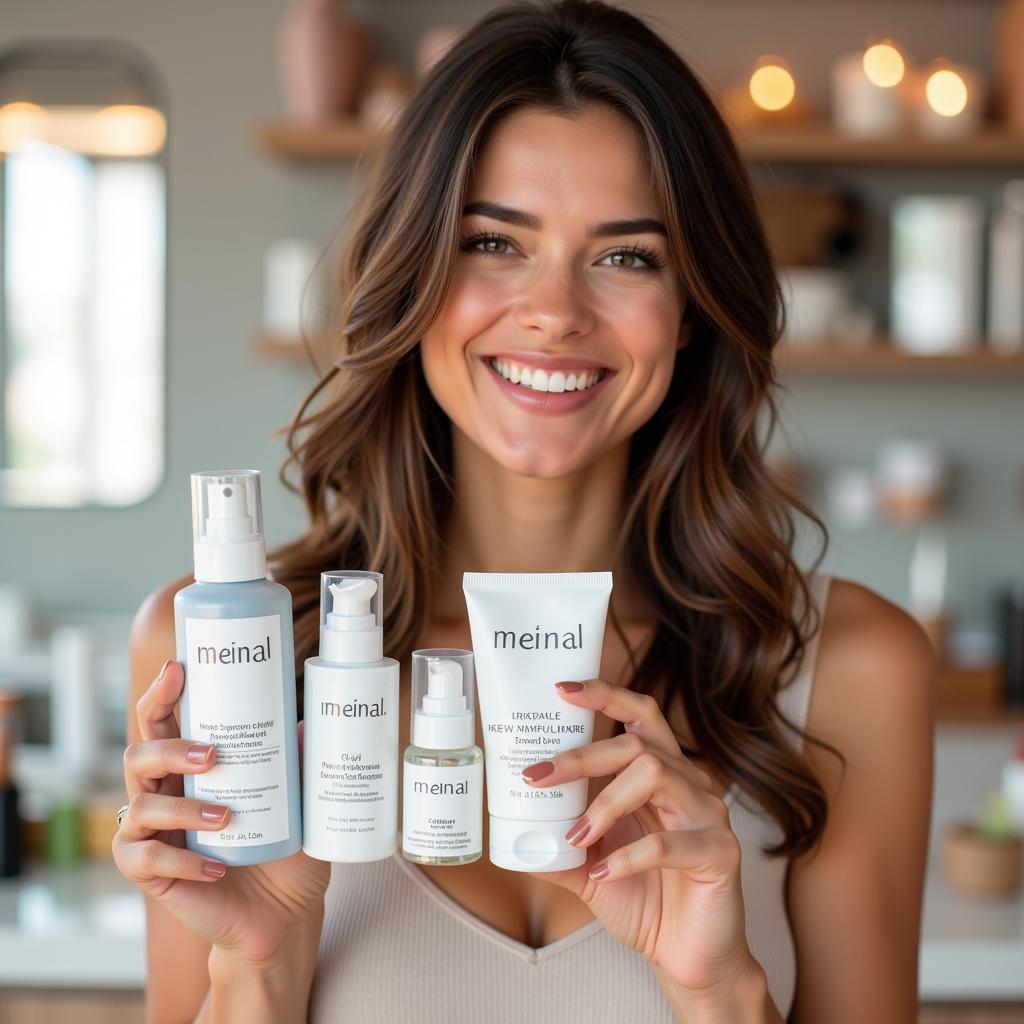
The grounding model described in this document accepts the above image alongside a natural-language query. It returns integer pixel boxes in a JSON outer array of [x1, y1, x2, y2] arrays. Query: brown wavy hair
[[269, 0, 840, 858]]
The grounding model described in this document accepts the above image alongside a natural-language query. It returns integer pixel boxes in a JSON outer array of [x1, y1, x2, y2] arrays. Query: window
[[0, 43, 166, 507]]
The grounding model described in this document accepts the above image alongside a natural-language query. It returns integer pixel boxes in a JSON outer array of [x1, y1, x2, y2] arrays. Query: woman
[[114, 2, 935, 1021]]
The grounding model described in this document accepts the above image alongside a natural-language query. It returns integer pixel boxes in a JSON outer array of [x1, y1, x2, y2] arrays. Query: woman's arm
[[129, 579, 214, 1022], [787, 579, 936, 1023], [128, 581, 321, 1019]]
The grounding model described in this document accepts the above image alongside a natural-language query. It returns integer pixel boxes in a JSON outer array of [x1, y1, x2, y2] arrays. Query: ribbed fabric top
[[309, 573, 833, 1023]]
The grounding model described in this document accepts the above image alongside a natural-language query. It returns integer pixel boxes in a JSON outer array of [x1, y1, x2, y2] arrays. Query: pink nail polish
[[589, 861, 609, 881], [565, 816, 591, 845], [201, 804, 229, 823], [157, 659, 172, 683], [521, 760, 555, 782], [554, 680, 585, 693], [186, 743, 213, 764], [202, 860, 226, 879]]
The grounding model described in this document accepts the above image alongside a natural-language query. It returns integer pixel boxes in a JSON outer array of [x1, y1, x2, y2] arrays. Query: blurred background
[[0, 0, 1023, 1020]]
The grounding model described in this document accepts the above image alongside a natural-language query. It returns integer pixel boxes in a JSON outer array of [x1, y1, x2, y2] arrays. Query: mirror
[[0, 43, 166, 507]]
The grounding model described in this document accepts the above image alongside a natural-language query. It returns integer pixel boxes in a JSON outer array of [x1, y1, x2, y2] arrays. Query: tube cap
[[488, 815, 587, 872]]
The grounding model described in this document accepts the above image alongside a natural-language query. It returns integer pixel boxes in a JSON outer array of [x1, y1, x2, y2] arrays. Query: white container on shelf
[[891, 195, 984, 353], [988, 181, 1024, 354], [263, 237, 321, 339], [49, 624, 102, 783], [831, 50, 907, 138]]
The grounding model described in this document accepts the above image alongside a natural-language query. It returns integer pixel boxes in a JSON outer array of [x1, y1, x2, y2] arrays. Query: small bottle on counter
[[1001, 736, 1024, 835], [0, 692, 23, 878]]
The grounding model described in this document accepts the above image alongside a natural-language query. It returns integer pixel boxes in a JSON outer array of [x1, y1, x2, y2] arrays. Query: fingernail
[[186, 743, 214, 764], [521, 760, 555, 782], [157, 659, 172, 682], [589, 861, 610, 881], [554, 681, 585, 693], [201, 804, 229, 823], [202, 860, 226, 879], [565, 816, 591, 845]]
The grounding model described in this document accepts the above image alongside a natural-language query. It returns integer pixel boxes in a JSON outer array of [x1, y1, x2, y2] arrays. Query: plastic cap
[[319, 571, 383, 663], [411, 649, 475, 750], [190, 470, 267, 583], [488, 815, 587, 872]]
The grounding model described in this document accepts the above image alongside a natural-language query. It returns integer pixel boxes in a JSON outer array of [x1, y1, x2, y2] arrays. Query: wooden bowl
[[943, 822, 1022, 895]]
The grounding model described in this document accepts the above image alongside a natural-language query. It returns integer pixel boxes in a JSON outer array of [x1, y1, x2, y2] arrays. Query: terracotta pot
[[997, 0, 1024, 133], [276, 0, 370, 122], [943, 822, 1022, 895]]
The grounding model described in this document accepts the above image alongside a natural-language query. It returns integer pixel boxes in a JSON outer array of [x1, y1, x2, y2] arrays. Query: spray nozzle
[[203, 478, 257, 542]]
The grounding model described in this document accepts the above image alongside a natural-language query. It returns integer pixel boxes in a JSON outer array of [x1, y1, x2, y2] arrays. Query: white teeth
[[490, 358, 604, 393]]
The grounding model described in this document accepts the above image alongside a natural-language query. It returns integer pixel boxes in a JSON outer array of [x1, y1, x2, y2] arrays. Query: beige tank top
[[309, 573, 833, 1022]]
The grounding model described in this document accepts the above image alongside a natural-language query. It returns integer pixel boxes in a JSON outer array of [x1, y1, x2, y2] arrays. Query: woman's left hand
[[522, 677, 766, 1010]]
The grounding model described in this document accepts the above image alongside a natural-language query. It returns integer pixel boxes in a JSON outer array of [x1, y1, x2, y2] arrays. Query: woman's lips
[[481, 357, 615, 414]]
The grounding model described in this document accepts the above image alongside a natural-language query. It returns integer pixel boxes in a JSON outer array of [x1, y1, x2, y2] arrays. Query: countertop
[[1, 854, 1023, 997]]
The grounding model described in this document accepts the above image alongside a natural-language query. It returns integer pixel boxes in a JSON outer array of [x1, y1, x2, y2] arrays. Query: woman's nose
[[512, 264, 596, 341]]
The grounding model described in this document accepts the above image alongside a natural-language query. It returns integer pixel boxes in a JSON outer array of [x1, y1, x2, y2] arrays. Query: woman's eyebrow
[[462, 200, 667, 238]]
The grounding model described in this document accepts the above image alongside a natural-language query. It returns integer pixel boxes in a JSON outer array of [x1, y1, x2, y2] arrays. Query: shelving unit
[[254, 329, 1024, 377], [255, 117, 1024, 168]]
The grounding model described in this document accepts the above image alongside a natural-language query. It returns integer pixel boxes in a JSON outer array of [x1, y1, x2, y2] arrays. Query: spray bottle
[[173, 470, 302, 865]]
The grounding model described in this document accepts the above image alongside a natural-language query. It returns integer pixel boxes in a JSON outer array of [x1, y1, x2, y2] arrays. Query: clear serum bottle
[[303, 571, 399, 862], [402, 649, 482, 866], [173, 470, 302, 866]]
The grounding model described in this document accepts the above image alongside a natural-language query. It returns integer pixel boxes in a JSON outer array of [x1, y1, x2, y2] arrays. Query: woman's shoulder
[[803, 575, 937, 801], [128, 573, 193, 702]]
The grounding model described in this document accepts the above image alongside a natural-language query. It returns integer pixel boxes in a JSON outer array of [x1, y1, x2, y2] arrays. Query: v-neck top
[[309, 573, 833, 1022]]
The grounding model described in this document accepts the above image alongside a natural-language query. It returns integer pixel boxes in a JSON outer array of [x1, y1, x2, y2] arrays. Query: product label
[[402, 761, 483, 859], [184, 614, 289, 847], [306, 673, 398, 848]]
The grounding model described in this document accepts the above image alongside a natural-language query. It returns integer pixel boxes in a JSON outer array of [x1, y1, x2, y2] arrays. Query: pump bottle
[[303, 571, 400, 862], [173, 470, 302, 866], [402, 649, 482, 865]]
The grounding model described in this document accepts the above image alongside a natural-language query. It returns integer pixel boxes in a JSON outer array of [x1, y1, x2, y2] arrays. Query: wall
[[0, 0, 1017, 631]]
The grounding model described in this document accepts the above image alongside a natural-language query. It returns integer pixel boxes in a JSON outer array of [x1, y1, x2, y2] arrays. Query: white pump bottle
[[302, 571, 399, 862]]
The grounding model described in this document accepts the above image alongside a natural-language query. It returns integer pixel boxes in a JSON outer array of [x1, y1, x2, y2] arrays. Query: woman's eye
[[601, 248, 663, 273], [461, 233, 512, 257]]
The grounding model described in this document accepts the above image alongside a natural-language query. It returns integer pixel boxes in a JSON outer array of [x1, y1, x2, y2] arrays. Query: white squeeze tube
[[462, 572, 613, 872]]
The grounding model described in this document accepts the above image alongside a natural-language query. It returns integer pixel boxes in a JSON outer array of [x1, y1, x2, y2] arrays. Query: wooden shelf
[[777, 342, 1024, 377], [737, 125, 1024, 167], [255, 332, 1024, 377], [255, 119, 378, 161], [255, 117, 1024, 167]]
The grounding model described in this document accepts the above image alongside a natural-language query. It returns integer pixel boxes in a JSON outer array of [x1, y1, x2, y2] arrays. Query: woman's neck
[[431, 427, 641, 623]]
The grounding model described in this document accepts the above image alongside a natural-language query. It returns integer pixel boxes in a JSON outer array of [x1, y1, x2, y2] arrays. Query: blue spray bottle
[[173, 470, 302, 865]]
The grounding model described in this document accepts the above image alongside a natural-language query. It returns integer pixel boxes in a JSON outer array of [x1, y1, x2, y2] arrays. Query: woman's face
[[421, 103, 687, 479]]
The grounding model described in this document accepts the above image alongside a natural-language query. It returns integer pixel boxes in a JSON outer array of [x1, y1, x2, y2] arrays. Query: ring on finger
[[116, 804, 130, 826]]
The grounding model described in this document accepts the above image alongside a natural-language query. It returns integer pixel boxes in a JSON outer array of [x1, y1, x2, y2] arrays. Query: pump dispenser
[[303, 571, 399, 862], [174, 469, 302, 866], [402, 649, 482, 866]]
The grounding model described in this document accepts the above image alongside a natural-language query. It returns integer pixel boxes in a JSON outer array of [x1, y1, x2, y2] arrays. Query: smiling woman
[[123, 1, 933, 1022]]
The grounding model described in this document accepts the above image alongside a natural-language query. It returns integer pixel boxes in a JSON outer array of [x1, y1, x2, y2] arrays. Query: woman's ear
[[677, 304, 693, 351]]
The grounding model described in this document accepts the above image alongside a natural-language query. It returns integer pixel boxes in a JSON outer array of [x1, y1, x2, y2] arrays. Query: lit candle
[[912, 60, 984, 137]]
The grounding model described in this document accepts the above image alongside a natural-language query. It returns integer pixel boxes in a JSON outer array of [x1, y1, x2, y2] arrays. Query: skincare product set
[[174, 470, 613, 871]]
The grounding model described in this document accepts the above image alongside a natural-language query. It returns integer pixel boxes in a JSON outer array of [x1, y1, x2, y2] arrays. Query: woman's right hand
[[112, 659, 330, 967]]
